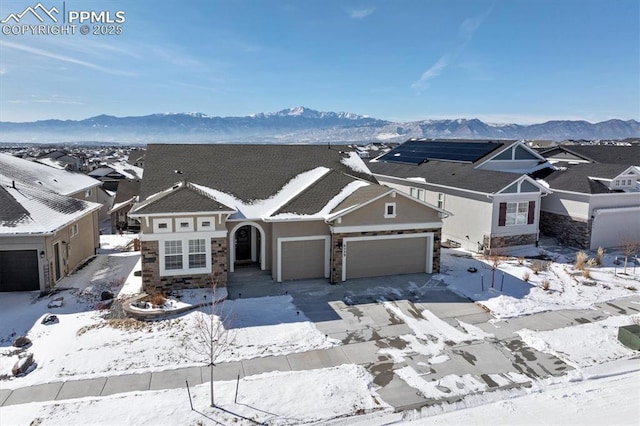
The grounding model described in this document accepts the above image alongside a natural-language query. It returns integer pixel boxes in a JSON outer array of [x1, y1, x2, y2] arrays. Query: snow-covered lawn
[[1, 365, 389, 426], [441, 247, 639, 319]]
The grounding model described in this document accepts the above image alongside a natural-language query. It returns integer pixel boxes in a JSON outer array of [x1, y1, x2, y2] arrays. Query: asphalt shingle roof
[[134, 184, 235, 214], [543, 163, 632, 194], [556, 145, 640, 165], [274, 171, 357, 216]]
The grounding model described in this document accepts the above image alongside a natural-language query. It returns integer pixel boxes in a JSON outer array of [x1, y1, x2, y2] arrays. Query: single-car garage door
[[279, 238, 328, 281], [344, 234, 432, 280], [0, 250, 39, 292], [590, 207, 640, 249]]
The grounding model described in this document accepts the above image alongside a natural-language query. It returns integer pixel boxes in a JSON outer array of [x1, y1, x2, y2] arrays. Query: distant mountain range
[[1, 106, 638, 143]]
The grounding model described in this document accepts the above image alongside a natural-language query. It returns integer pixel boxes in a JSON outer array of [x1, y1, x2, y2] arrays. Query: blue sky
[[0, 0, 638, 123]]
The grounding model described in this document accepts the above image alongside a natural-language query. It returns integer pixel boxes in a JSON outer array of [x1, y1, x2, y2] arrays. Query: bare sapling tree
[[621, 238, 639, 274], [183, 279, 234, 407], [484, 248, 507, 288]]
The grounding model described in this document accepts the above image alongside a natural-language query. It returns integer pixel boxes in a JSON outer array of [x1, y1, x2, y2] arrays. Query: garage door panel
[[282, 240, 326, 281], [591, 209, 640, 249], [0, 250, 39, 292], [346, 237, 428, 280]]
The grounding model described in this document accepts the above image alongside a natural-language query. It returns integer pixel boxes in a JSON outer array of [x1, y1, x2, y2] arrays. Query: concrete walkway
[[2, 274, 639, 413]]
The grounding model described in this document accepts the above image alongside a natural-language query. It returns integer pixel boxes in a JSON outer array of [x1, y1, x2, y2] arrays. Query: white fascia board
[[373, 173, 491, 197], [139, 230, 228, 241], [129, 210, 235, 219], [330, 222, 442, 234], [494, 174, 552, 196]]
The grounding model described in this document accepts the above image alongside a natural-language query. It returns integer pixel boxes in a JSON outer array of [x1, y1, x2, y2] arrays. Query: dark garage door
[[0, 250, 39, 292]]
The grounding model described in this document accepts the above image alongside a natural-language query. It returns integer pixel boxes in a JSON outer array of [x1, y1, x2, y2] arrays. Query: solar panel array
[[378, 140, 503, 165]]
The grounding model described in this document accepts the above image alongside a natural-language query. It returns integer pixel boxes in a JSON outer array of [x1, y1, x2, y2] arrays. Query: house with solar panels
[[129, 144, 448, 293], [368, 139, 553, 252]]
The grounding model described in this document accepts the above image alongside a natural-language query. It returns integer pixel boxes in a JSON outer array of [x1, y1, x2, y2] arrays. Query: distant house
[[36, 150, 83, 172], [88, 161, 142, 192], [368, 139, 553, 252], [127, 149, 146, 168], [109, 179, 141, 233], [537, 145, 640, 249], [129, 144, 446, 293], [0, 154, 102, 292]]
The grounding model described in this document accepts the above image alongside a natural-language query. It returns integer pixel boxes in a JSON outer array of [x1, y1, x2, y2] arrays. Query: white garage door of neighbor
[[590, 207, 640, 249], [344, 234, 432, 280]]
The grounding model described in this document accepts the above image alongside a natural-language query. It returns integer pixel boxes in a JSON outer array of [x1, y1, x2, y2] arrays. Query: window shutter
[[498, 202, 507, 226], [527, 201, 535, 225]]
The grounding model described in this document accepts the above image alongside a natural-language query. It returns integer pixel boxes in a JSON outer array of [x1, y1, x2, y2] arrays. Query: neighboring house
[[88, 161, 143, 192], [537, 145, 640, 249], [0, 176, 102, 293], [129, 144, 446, 293], [127, 149, 146, 168], [368, 139, 552, 252], [36, 150, 83, 172], [109, 179, 141, 233]]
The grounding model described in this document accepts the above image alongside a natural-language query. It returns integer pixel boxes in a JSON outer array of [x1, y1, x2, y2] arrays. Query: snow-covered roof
[[0, 180, 102, 235], [0, 153, 100, 196]]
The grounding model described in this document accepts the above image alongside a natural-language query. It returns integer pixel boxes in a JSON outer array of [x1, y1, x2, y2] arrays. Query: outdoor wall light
[[39, 250, 45, 258]]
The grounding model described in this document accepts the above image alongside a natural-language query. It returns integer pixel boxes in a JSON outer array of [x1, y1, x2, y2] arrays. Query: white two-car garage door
[[590, 206, 640, 249], [343, 233, 434, 281]]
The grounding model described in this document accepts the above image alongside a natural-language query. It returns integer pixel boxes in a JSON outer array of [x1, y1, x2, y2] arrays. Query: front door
[[235, 225, 252, 263]]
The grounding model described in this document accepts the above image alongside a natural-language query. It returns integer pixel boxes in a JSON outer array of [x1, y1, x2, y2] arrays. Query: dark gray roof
[[369, 160, 523, 193], [134, 184, 235, 215], [114, 179, 141, 204], [274, 171, 356, 216], [0, 185, 30, 225], [541, 145, 640, 165], [331, 185, 390, 214], [140, 144, 376, 203], [543, 163, 632, 194], [368, 139, 532, 193], [127, 149, 146, 164]]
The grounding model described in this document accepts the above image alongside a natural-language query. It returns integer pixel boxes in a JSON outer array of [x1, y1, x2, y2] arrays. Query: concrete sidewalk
[[2, 286, 638, 412]]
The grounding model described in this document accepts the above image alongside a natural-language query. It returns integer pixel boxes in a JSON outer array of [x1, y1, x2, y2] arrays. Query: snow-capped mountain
[[0, 107, 638, 143]]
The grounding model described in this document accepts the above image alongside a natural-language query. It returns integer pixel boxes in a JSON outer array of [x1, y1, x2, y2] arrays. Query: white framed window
[[71, 223, 79, 237], [437, 193, 445, 209], [615, 179, 620, 186], [410, 187, 425, 201], [197, 217, 216, 231], [506, 201, 528, 225], [85, 188, 92, 198], [154, 219, 173, 233], [160, 238, 210, 276], [384, 202, 397, 218], [176, 218, 194, 232]]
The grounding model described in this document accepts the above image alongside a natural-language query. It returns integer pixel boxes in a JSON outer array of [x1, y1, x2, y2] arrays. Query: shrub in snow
[[586, 258, 598, 268], [575, 251, 588, 270], [541, 280, 550, 291], [522, 271, 530, 282], [582, 268, 592, 279], [150, 292, 167, 308], [596, 247, 605, 265], [517, 256, 525, 265]]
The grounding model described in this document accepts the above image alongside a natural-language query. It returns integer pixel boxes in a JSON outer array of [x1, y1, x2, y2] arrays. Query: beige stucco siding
[[337, 193, 440, 227], [345, 236, 428, 279], [45, 211, 98, 279], [440, 194, 493, 251], [540, 191, 590, 220]]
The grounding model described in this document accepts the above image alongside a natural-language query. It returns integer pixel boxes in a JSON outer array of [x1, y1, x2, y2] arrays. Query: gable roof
[[542, 163, 633, 194], [114, 179, 141, 204], [0, 180, 101, 235], [0, 153, 100, 196], [368, 139, 550, 194], [539, 145, 640, 165], [135, 144, 378, 220], [132, 182, 236, 215]]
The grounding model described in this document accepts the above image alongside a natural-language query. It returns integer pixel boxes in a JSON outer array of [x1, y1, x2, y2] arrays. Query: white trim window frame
[[160, 237, 211, 276], [70, 223, 79, 237], [384, 202, 397, 218], [154, 219, 173, 233], [506, 201, 528, 225], [176, 218, 194, 232], [437, 193, 445, 209]]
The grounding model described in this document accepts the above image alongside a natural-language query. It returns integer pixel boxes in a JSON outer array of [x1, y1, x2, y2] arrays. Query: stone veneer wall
[[141, 238, 228, 293], [483, 233, 538, 251], [539, 211, 591, 249], [330, 228, 441, 283]]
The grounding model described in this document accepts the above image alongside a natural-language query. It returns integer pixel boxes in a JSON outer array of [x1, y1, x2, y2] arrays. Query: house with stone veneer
[[129, 144, 447, 293], [368, 139, 553, 252], [537, 145, 640, 249]]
